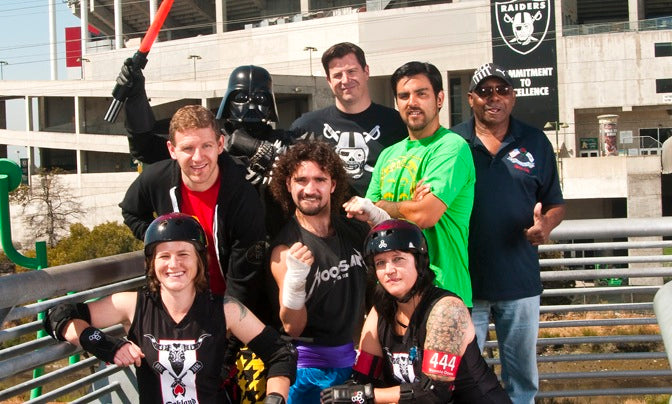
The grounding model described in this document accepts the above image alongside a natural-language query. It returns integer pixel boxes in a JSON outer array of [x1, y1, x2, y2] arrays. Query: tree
[[16, 221, 143, 271], [10, 168, 83, 247]]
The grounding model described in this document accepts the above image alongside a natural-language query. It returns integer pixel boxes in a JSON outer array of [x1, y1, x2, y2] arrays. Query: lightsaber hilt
[[103, 0, 173, 123], [103, 51, 148, 123]]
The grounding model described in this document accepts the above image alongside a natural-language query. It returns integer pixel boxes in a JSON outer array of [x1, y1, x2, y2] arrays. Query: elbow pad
[[352, 351, 383, 384], [44, 303, 91, 341], [247, 326, 297, 383], [399, 373, 454, 404]]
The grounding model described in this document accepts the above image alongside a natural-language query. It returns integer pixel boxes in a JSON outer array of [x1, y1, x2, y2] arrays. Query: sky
[[0, 0, 81, 161], [0, 0, 80, 81]]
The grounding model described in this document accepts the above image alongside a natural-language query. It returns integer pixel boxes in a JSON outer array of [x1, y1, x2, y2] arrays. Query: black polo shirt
[[451, 117, 564, 301]]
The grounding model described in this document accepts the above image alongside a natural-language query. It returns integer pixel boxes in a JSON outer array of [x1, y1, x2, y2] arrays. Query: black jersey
[[272, 215, 369, 346], [128, 291, 228, 404], [377, 287, 511, 403], [289, 104, 407, 196]]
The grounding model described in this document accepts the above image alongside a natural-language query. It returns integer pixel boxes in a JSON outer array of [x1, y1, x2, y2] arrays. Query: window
[[449, 77, 463, 126], [655, 43, 672, 57], [639, 127, 672, 154], [657, 79, 672, 93]]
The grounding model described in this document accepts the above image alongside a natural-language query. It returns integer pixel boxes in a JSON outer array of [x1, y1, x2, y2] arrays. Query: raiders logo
[[495, 0, 551, 55]]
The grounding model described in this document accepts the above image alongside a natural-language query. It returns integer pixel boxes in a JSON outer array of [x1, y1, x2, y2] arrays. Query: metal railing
[[0, 251, 144, 403], [479, 217, 672, 399], [563, 16, 672, 37], [1, 219, 672, 401]]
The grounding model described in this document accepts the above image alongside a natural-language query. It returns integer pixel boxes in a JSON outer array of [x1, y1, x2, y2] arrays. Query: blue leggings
[[288, 366, 352, 404]]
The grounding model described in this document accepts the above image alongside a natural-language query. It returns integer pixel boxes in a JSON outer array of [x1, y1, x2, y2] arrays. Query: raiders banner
[[491, 0, 559, 129]]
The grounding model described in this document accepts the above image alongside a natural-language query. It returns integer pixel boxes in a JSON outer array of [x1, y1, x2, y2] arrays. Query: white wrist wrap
[[282, 253, 311, 310], [356, 197, 390, 226]]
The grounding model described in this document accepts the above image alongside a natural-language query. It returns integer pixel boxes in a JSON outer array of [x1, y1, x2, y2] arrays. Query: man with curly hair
[[268, 141, 390, 403]]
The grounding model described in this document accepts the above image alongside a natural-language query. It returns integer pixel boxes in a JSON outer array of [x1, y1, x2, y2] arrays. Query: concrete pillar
[[24, 97, 34, 185], [626, 156, 663, 286], [114, 0, 123, 50], [80, 0, 89, 58], [628, 0, 645, 28], [300, 0, 310, 14], [149, 0, 157, 24], [74, 96, 83, 187], [48, 0, 58, 80], [216, 0, 227, 34]]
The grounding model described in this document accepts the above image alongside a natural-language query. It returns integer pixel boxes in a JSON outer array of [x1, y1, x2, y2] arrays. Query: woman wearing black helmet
[[321, 219, 510, 404], [44, 213, 296, 404]]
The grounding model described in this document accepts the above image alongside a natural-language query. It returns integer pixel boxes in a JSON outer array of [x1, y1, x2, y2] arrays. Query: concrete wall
[[561, 155, 662, 218], [562, 156, 630, 199]]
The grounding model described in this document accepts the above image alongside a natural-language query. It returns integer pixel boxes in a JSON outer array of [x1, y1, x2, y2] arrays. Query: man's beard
[[296, 197, 329, 216]]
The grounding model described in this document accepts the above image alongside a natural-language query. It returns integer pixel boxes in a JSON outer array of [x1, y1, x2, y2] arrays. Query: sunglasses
[[473, 85, 513, 98]]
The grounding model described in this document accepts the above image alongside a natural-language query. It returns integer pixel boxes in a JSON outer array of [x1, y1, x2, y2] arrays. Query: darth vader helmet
[[216, 65, 279, 124]]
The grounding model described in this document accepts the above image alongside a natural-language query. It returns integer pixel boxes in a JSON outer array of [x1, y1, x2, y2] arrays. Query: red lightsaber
[[104, 0, 174, 123]]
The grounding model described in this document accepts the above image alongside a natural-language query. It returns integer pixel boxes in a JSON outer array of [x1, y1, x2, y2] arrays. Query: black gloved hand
[[227, 128, 277, 176], [116, 57, 146, 99], [320, 383, 374, 403]]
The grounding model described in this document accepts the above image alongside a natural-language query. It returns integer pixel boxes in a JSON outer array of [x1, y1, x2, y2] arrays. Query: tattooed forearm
[[223, 296, 248, 321], [425, 297, 471, 354]]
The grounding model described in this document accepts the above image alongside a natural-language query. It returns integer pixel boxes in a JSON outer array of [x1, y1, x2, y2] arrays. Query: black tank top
[[272, 215, 369, 345], [377, 287, 511, 403], [128, 291, 228, 404]]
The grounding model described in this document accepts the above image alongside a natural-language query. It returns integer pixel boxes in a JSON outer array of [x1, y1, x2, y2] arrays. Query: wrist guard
[[44, 303, 91, 341], [79, 327, 129, 363], [398, 373, 454, 404], [282, 253, 311, 310], [320, 383, 374, 404], [263, 392, 286, 404]]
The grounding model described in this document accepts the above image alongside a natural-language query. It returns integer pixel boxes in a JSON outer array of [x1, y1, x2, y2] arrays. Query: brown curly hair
[[269, 140, 349, 215]]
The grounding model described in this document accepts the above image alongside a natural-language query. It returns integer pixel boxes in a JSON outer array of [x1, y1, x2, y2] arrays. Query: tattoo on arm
[[425, 297, 471, 354], [223, 297, 248, 321]]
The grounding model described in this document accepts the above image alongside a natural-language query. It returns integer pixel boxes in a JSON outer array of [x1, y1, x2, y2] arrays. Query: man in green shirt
[[346, 61, 475, 306]]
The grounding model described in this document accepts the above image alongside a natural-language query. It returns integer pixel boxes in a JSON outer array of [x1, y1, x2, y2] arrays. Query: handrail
[[0, 251, 143, 325], [0, 217, 671, 401]]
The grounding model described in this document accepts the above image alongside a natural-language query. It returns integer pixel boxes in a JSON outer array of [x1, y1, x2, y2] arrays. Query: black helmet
[[216, 65, 279, 124], [364, 219, 428, 265], [364, 219, 434, 302], [144, 213, 207, 261]]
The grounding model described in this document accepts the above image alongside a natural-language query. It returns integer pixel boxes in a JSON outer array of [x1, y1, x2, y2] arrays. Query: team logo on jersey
[[384, 347, 417, 384], [145, 333, 210, 400], [507, 147, 536, 173], [495, 0, 551, 55], [323, 123, 380, 179]]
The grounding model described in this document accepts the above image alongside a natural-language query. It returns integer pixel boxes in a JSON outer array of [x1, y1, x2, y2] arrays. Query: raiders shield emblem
[[495, 0, 551, 55]]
